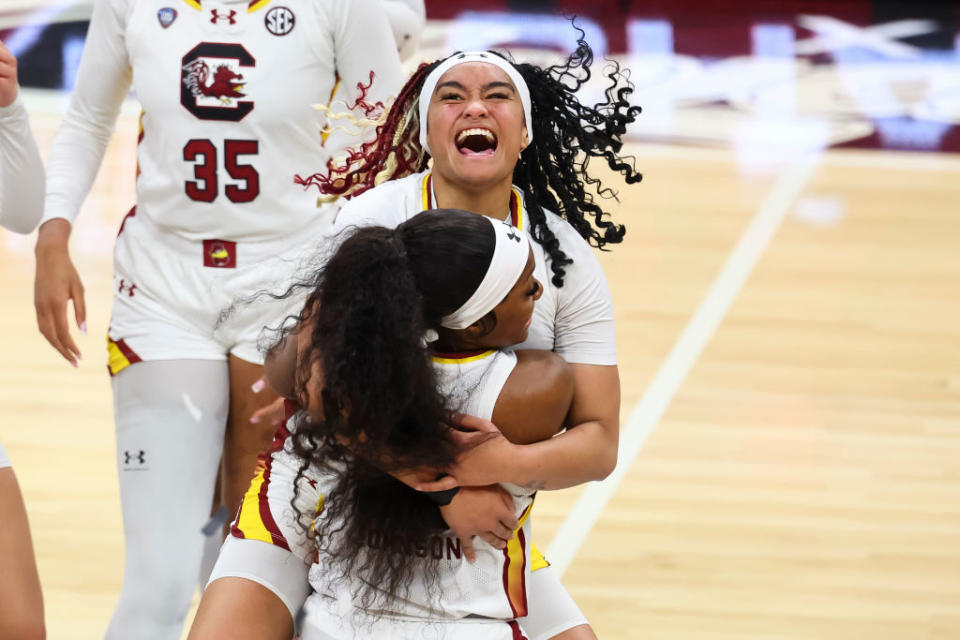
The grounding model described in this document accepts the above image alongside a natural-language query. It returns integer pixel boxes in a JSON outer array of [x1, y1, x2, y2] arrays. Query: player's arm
[[263, 330, 299, 399], [444, 237, 621, 489], [258, 311, 324, 421], [34, 0, 132, 364], [492, 350, 575, 444], [444, 350, 616, 490], [504, 363, 619, 490], [509, 231, 621, 485], [0, 39, 44, 234], [41, 0, 131, 228]]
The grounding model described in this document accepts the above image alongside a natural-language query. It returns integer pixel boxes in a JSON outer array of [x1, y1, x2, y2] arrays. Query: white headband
[[441, 217, 531, 330], [418, 51, 533, 155]]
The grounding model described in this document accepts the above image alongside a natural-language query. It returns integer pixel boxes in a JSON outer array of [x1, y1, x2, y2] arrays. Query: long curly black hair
[[283, 209, 498, 612], [296, 22, 643, 287]]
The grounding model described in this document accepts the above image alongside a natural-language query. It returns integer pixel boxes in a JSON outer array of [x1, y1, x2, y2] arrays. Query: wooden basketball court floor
[[2, 85, 960, 638]]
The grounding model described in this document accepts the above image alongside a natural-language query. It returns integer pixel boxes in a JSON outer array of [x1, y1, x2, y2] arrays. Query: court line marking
[[546, 155, 821, 577]]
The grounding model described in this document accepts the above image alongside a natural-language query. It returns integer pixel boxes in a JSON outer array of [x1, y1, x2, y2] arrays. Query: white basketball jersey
[[333, 171, 619, 365], [221, 349, 537, 634], [124, 0, 402, 244], [307, 348, 535, 621]]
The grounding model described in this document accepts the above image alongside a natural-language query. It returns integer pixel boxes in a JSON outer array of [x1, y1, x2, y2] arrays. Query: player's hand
[[35, 219, 86, 366], [0, 39, 19, 107], [441, 413, 520, 487], [439, 485, 518, 563], [390, 465, 457, 492], [249, 382, 286, 426]]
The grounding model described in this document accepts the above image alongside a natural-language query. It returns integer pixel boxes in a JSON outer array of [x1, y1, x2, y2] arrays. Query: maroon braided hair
[[295, 61, 442, 200]]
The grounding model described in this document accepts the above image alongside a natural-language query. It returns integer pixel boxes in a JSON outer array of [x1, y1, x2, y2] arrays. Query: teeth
[[456, 128, 496, 144]]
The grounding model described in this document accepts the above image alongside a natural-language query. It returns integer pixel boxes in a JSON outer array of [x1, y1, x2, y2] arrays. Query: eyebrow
[[435, 80, 516, 94]]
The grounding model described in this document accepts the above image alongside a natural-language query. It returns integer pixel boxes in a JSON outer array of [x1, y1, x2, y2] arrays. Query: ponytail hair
[[287, 209, 496, 611]]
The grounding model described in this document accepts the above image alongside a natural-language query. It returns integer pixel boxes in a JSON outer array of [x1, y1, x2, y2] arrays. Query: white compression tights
[[106, 360, 229, 640]]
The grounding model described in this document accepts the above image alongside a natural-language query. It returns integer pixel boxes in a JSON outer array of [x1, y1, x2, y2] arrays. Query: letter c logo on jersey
[[181, 42, 255, 122]]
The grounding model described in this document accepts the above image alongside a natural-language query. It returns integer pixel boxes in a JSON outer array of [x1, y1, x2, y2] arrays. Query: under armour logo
[[456, 52, 487, 60], [118, 279, 137, 297], [124, 450, 146, 465], [210, 9, 237, 24], [505, 228, 521, 243]]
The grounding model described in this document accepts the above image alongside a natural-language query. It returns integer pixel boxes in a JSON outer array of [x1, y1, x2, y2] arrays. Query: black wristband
[[424, 486, 460, 506]]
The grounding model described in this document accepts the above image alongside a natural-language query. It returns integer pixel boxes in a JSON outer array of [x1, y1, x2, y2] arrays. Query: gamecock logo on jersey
[[180, 42, 255, 121]]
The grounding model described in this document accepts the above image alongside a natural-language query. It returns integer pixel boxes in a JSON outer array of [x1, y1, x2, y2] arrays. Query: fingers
[[451, 412, 497, 433], [459, 535, 477, 564], [72, 280, 87, 334], [34, 221, 83, 365], [0, 39, 14, 66], [499, 490, 519, 530], [414, 475, 458, 493], [447, 428, 490, 449], [53, 301, 82, 364], [36, 302, 79, 367], [249, 397, 285, 425], [491, 520, 515, 542], [0, 39, 17, 108], [494, 488, 519, 538], [478, 532, 506, 550]]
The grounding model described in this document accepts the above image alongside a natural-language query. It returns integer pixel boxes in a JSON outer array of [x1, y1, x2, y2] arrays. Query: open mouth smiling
[[455, 128, 498, 156]]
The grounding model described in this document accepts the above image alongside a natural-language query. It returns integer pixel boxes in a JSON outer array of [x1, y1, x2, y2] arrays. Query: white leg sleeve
[[106, 360, 229, 640], [518, 566, 590, 640], [197, 525, 225, 592]]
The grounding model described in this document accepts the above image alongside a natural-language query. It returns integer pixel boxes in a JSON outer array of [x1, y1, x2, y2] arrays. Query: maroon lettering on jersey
[[181, 42, 255, 122], [203, 239, 238, 268]]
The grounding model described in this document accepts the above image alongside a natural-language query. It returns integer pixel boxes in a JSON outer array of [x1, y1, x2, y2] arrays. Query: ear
[[461, 321, 486, 343], [463, 312, 496, 343], [520, 125, 529, 150]]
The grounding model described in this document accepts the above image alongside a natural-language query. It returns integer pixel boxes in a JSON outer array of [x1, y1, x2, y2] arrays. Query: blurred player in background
[[30, 1, 421, 638], [0, 36, 46, 640]]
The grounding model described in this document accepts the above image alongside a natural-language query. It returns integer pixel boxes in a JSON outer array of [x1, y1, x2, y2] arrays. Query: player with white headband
[[214, 33, 643, 640], [190, 208, 577, 639]]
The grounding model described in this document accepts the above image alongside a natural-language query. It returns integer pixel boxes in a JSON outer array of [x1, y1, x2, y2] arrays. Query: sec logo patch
[[265, 6, 295, 36]]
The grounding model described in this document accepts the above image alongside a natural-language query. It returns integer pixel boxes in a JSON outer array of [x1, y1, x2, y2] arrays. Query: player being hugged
[[193, 209, 575, 640]]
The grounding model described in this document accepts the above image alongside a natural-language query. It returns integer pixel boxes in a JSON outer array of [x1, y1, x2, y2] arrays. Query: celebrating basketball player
[[192, 209, 569, 639]]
